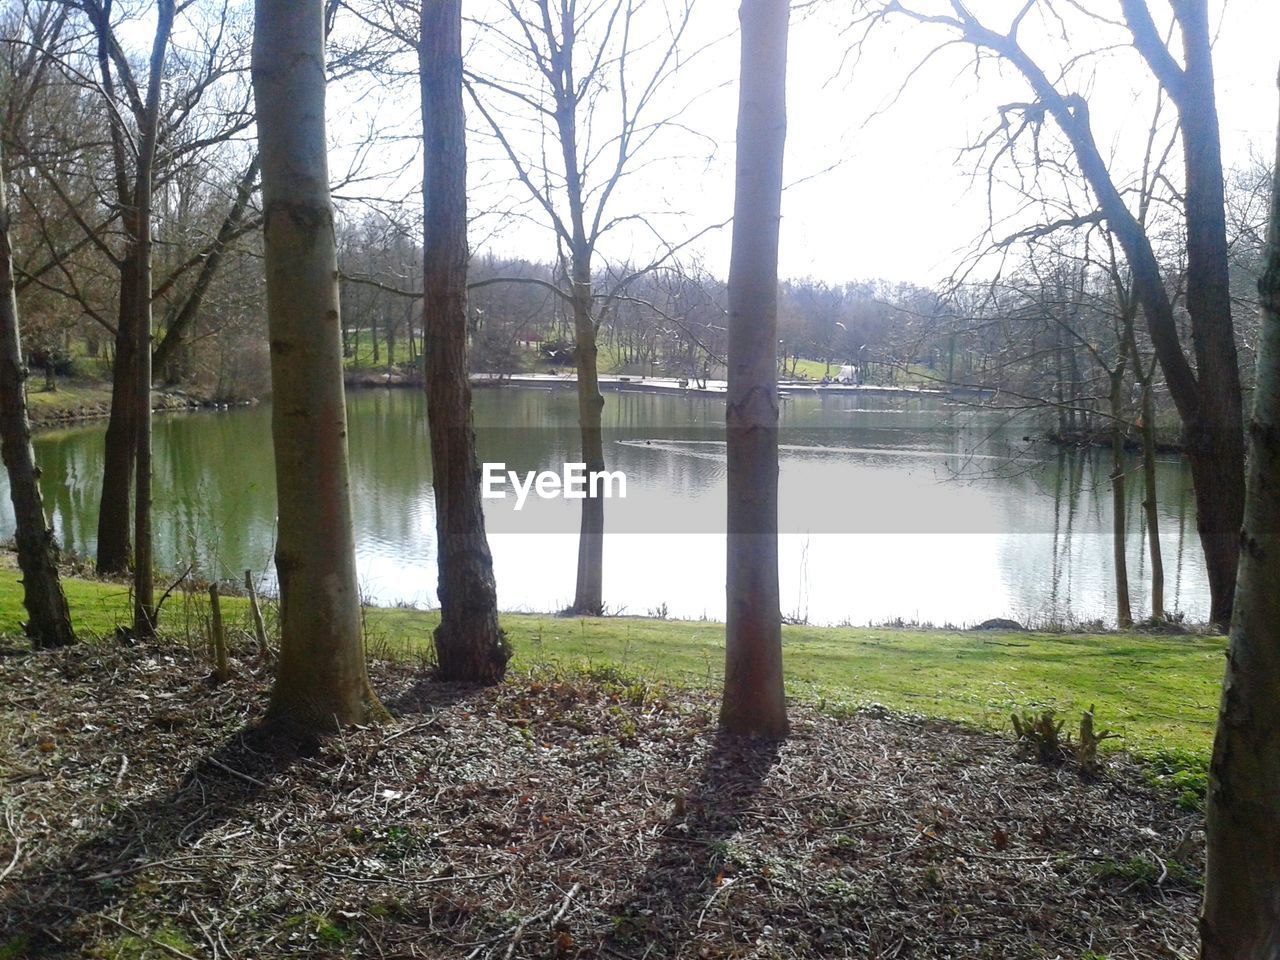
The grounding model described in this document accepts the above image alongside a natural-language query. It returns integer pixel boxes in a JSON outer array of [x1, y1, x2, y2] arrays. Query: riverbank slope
[[25, 378, 222, 427]]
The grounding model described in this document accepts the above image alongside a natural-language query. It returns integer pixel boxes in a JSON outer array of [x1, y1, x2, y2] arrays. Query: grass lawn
[[0, 569, 1226, 763], [782, 358, 831, 380], [23, 379, 115, 423]]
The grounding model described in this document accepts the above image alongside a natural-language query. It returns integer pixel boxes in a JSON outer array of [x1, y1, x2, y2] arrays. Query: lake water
[[2, 386, 1207, 626]]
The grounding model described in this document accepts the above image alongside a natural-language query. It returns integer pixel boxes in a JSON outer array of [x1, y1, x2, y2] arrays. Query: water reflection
[[0, 387, 1207, 626]]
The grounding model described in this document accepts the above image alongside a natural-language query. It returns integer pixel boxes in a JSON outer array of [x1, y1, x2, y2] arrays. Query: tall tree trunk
[[96, 270, 136, 575], [253, 0, 384, 729], [0, 147, 74, 650], [1109, 368, 1133, 628], [131, 0, 175, 640], [1200, 80, 1280, 959], [1173, 0, 1244, 631], [1138, 380, 1165, 619], [549, 80, 607, 615], [570, 273, 605, 615], [721, 0, 789, 738], [419, 0, 510, 684]]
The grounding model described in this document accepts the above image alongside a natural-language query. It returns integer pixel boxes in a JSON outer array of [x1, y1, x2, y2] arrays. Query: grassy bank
[[23, 379, 116, 425], [0, 569, 1225, 760], [24, 377, 214, 427]]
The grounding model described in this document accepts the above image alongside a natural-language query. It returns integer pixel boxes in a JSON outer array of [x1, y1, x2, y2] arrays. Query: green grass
[[24, 379, 115, 422], [342, 329, 416, 369], [783, 358, 833, 380], [0, 569, 1226, 762]]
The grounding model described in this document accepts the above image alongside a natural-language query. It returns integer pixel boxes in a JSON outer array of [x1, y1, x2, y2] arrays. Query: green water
[[2, 385, 1205, 625]]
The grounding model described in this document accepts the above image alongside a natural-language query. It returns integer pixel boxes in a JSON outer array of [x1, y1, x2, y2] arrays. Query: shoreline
[[27, 372, 1186, 460], [346, 366, 963, 399], [27, 379, 255, 431]]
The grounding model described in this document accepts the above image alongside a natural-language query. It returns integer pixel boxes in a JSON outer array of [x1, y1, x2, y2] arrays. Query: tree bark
[[1134, 373, 1166, 620], [554, 98, 606, 616], [721, 0, 789, 738], [1109, 368, 1133, 629], [253, 0, 385, 730], [131, 0, 175, 640], [570, 271, 606, 615], [419, 0, 510, 684], [96, 268, 136, 575], [0, 147, 74, 650], [1200, 74, 1280, 959]]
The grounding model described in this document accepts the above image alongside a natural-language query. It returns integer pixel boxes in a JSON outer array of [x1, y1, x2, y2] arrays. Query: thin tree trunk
[[89, 0, 135, 578], [570, 274, 605, 615], [1139, 381, 1165, 619], [721, 0, 789, 738], [208, 583, 230, 684], [551, 103, 607, 615], [1200, 79, 1280, 958], [419, 0, 509, 684], [131, 0, 174, 640], [0, 147, 74, 650], [1109, 369, 1132, 628], [253, 0, 384, 730], [245, 569, 270, 660]]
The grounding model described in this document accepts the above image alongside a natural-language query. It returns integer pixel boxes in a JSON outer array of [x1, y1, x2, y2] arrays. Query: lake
[[2, 385, 1207, 626]]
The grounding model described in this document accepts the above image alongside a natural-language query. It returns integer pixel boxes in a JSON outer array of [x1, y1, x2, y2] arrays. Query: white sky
[[329, 0, 1280, 287]]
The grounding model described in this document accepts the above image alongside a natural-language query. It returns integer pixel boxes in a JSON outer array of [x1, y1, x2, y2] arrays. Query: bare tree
[[4, 0, 252, 588], [253, 0, 385, 729], [0, 143, 74, 650], [860, 0, 1244, 628], [467, 0, 702, 615], [126, 0, 174, 639], [82, 0, 174, 585], [1201, 73, 1280, 960], [721, 0, 788, 738], [419, 0, 510, 683]]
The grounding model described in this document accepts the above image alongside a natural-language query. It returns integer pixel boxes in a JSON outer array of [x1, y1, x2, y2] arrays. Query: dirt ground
[[0, 640, 1201, 959]]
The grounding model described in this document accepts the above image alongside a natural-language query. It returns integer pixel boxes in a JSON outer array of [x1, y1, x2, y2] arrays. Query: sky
[[108, 0, 1280, 289], [386, 0, 1279, 290]]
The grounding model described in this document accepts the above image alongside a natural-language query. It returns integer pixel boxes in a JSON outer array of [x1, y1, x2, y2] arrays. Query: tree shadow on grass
[[595, 731, 783, 956]]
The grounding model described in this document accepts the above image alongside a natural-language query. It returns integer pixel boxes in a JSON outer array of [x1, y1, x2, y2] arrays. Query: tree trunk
[[1200, 80, 1280, 959], [131, 0, 174, 640], [570, 273, 606, 615], [721, 0, 789, 738], [0, 147, 74, 650], [419, 0, 510, 684], [1109, 369, 1132, 628], [1174, 0, 1244, 630], [1139, 381, 1165, 620], [253, 0, 385, 730], [96, 259, 137, 576]]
